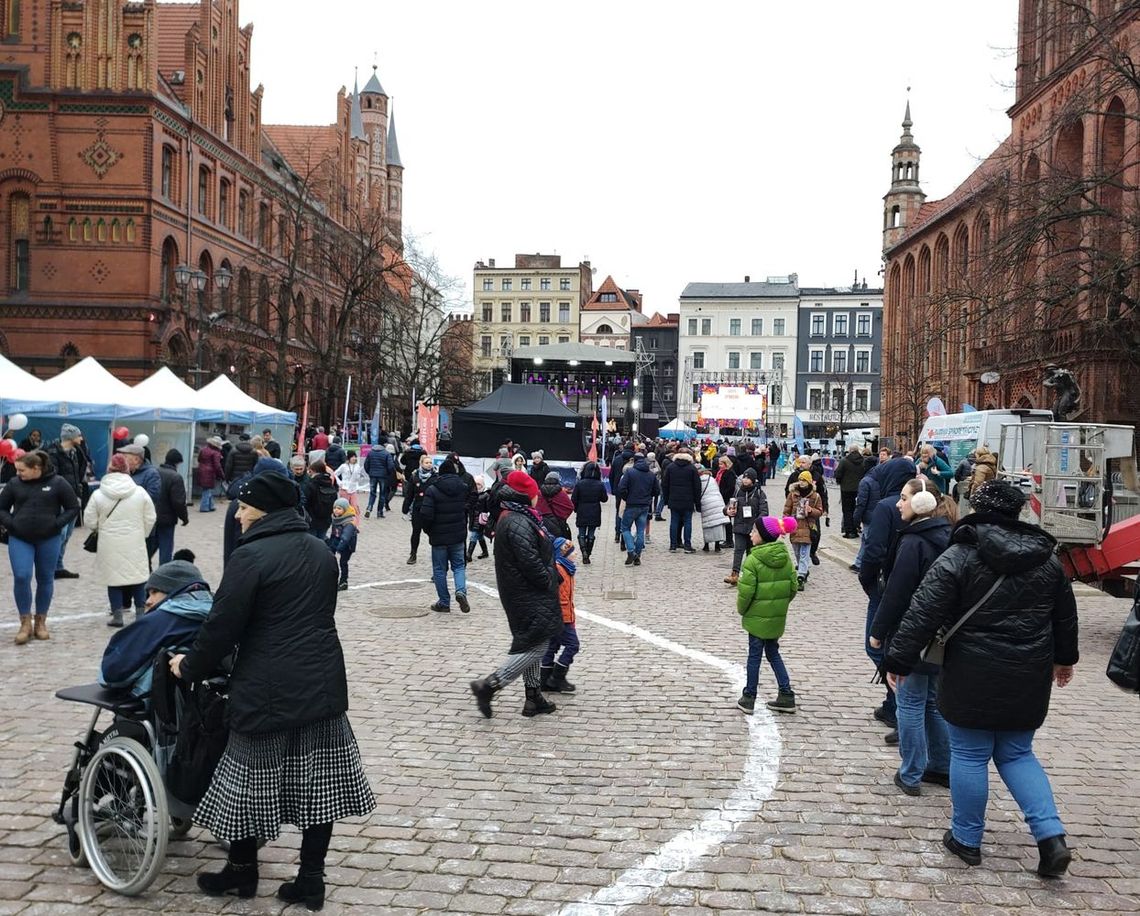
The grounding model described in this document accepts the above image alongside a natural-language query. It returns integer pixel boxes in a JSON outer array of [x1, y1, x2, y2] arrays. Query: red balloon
[[0, 439, 15, 457], [114, 426, 130, 440], [11, 448, 25, 460]]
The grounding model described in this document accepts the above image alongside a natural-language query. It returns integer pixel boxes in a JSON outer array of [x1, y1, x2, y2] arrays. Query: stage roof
[[512, 342, 637, 364]]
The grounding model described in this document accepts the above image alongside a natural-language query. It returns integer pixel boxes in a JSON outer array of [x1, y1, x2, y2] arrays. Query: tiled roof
[[681, 281, 798, 299], [645, 312, 679, 327], [262, 124, 339, 174], [888, 137, 1012, 252], [584, 275, 642, 311], [363, 66, 386, 96], [155, 3, 200, 85]]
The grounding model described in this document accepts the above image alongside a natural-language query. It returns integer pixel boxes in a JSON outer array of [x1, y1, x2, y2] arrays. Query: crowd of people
[[0, 419, 1085, 898]]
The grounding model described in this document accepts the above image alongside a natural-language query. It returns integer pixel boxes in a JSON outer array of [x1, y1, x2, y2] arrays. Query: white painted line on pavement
[[462, 579, 783, 915], [0, 610, 114, 629]]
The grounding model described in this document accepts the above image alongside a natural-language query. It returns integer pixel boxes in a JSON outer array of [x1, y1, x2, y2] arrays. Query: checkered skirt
[[193, 713, 375, 841]]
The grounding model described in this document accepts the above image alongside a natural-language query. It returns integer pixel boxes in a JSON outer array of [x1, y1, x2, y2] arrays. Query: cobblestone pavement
[[1, 477, 1138, 914]]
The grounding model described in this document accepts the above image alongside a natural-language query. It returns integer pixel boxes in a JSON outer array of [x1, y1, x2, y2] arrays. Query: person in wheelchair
[[99, 550, 212, 703]]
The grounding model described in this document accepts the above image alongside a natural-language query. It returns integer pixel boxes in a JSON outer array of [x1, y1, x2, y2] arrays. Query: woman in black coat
[[170, 474, 374, 909], [570, 461, 608, 564], [884, 480, 1078, 877], [470, 470, 562, 718]]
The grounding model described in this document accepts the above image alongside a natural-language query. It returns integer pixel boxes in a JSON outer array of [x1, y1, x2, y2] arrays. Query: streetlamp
[[175, 263, 231, 389]]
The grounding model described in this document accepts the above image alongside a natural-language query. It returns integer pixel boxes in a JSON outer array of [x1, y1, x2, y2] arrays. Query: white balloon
[[134, 434, 150, 448], [6, 414, 28, 432]]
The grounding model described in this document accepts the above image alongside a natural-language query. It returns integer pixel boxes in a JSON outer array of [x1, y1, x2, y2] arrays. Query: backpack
[[313, 476, 339, 519], [543, 514, 572, 541], [151, 658, 229, 806]]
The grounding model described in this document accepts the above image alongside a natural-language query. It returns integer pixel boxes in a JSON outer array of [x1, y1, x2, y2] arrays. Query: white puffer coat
[[335, 459, 369, 494], [698, 473, 728, 543], [83, 472, 156, 587]]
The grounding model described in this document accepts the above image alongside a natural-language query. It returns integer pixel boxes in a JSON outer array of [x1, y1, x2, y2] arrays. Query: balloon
[[11, 448, 24, 460], [113, 426, 130, 440], [6, 413, 28, 432], [0, 439, 14, 458], [134, 434, 149, 448]]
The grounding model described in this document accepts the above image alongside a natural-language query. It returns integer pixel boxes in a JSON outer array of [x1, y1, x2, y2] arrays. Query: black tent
[[452, 383, 585, 460]]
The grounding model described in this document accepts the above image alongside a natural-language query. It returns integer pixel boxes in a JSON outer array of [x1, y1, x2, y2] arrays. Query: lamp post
[[176, 263, 231, 389]]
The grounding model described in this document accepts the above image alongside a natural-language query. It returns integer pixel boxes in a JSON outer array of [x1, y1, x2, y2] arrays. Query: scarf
[[552, 536, 577, 576], [502, 500, 545, 528], [715, 468, 725, 484], [417, 467, 434, 483]]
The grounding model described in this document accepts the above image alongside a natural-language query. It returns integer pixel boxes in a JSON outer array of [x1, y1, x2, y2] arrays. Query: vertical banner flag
[[370, 391, 381, 446], [356, 404, 363, 444], [342, 376, 353, 436], [793, 414, 805, 455], [599, 395, 608, 464], [411, 387, 418, 436], [297, 391, 310, 457], [587, 412, 599, 463], [416, 403, 439, 454], [926, 396, 947, 417]]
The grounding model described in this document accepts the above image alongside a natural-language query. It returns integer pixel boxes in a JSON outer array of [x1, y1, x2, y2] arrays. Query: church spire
[[883, 93, 925, 251], [349, 69, 366, 141], [386, 105, 403, 168]]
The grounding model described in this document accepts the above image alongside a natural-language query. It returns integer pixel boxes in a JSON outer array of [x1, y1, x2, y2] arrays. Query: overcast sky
[[237, 0, 1019, 315]]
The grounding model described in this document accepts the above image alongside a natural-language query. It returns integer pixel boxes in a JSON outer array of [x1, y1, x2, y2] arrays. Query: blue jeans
[[55, 521, 75, 571], [744, 635, 790, 696], [622, 507, 649, 555], [792, 542, 811, 575], [8, 535, 61, 617], [895, 671, 950, 786], [865, 591, 896, 716], [853, 526, 867, 567], [669, 509, 694, 549], [155, 523, 176, 565], [543, 623, 580, 667], [366, 477, 387, 514], [107, 583, 146, 611], [654, 492, 666, 516], [431, 543, 467, 607], [199, 484, 216, 512], [946, 724, 1065, 848]]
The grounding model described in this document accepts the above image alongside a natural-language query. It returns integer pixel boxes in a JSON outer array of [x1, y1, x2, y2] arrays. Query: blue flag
[[793, 414, 805, 454], [962, 403, 978, 413], [600, 394, 608, 463]]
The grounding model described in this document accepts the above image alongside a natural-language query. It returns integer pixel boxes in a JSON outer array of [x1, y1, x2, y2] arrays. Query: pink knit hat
[[757, 515, 798, 542]]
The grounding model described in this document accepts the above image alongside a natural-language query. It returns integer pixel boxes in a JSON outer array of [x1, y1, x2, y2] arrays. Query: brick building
[[0, 0, 405, 414], [881, 2, 1140, 446]]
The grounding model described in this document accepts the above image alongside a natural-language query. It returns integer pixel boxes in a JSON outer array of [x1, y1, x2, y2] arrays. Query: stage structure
[[684, 370, 771, 436]]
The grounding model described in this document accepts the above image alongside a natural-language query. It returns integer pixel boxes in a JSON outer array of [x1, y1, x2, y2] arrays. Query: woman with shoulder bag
[[724, 469, 769, 586], [869, 477, 957, 796], [884, 480, 1078, 877]]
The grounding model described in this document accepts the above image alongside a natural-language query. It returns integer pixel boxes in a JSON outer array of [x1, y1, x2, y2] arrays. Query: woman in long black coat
[[470, 470, 562, 719], [571, 461, 608, 564], [170, 474, 374, 909], [884, 480, 1078, 877]]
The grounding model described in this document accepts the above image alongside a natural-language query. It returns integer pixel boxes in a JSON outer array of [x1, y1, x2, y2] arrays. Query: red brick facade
[[0, 0, 403, 414], [881, 2, 1140, 446]]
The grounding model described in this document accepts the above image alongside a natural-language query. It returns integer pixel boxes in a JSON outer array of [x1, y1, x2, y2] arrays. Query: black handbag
[[1107, 597, 1140, 693], [920, 575, 1005, 666], [83, 498, 121, 552]]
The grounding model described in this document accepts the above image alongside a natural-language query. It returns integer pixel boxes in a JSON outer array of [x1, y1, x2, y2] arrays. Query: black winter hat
[[238, 473, 299, 512], [970, 479, 1026, 519], [146, 559, 206, 595]]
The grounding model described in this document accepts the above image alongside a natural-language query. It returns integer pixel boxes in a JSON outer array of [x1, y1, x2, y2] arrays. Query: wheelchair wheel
[[78, 737, 168, 896], [66, 822, 86, 867], [169, 816, 192, 839]]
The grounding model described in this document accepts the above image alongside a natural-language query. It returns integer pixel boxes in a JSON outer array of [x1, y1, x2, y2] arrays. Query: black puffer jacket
[[834, 451, 867, 494], [156, 452, 189, 527], [730, 481, 769, 536], [224, 441, 257, 481], [571, 462, 608, 528], [419, 471, 470, 546], [45, 441, 86, 501], [0, 469, 79, 543], [180, 509, 347, 734], [493, 488, 562, 654], [885, 514, 1079, 732], [662, 455, 702, 511]]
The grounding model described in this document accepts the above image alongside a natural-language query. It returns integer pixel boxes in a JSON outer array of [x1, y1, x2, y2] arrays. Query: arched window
[[68, 218, 78, 242], [96, 218, 107, 242], [257, 276, 270, 328], [595, 323, 614, 334], [161, 146, 175, 200], [934, 233, 949, 292], [277, 282, 290, 335], [8, 192, 31, 292], [60, 343, 80, 368], [917, 245, 932, 296], [82, 218, 92, 242], [1054, 118, 1084, 299], [952, 224, 969, 282], [110, 218, 121, 243], [6, 0, 21, 38], [218, 258, 233, 314], [902, 254, 916, 306], [160, 236, 178, 302], [125, 218, 136, 243], [237, 267, 251, 321], [891, 205, 901, 228], [294, 292, 306, 338], [197, 165, 210, 216]]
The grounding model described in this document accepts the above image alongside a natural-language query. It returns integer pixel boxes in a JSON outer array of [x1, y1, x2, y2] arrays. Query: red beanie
[[506, 469, 540, 501]]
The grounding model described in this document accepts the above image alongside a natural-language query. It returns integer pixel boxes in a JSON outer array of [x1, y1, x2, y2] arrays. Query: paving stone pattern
[[0, 477, 1138, 914]]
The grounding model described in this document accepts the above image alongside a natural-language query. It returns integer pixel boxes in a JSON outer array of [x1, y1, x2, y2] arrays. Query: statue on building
[[1043, 365, 1081, 422]]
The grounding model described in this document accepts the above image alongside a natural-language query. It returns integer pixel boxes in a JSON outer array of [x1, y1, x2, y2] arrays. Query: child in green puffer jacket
[[736, 515, 800, 715]]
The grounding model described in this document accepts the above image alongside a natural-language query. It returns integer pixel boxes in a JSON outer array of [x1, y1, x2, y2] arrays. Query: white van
[[918, 409, 1054, 470]]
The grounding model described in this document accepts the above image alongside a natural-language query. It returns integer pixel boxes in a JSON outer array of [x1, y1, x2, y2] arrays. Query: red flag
[[587, 412, 599, 463], [296, 391, 309, 458]]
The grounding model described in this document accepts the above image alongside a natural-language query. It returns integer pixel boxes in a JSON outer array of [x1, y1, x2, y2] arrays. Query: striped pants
[[489, 644, 546, 690]]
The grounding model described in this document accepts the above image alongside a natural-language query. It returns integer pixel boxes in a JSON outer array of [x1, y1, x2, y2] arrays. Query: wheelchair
[[52, 658, 228, 896]]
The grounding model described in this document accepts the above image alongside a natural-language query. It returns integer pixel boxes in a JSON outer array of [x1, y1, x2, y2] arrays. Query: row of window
[[480, 301, 572, 323], [687, 317, 788, 337], [480, 333, 571, 356], [807, 348, 874, 374], [809, 312, 874, 337], [690, 352, 787, 372], [807, 387, 872, 412], [481, 277, 572, 292]]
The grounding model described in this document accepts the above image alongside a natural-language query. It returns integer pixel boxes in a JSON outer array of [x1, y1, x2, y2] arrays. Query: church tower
[[385, 105, 404, 245], [882, 100, 925, 251], [358, 64, 388, 217]]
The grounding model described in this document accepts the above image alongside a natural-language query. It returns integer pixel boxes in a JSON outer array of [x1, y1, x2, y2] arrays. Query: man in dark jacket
[[46, 423, 86, 579], [419, 459, 472, 614], [767, 441, 781, 481], [362, 445, 396, 518], [260, 428, 282, 460], [153, 449, 190, 565], [616, 454, 660, 565], [834, 444, 868, 538], [884, 480, 1078, 876], [324, 438, 347, 472], [469, 470, 561, 719], [609, 444, 634, 543], [302, 459, 339, 539], [857, 455, 917, 730], [662, 449, 702, 553], [223, 435, 257, 483]]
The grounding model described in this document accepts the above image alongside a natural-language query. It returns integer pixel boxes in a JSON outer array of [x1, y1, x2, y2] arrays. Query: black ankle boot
[[465, 543, 475, 563], [1036, 834, 1071, 878], [548, 662, 576, 693], [522, 685, 556, 717], [197, 862, 259, 898], [470, 674, 500, 718], [278, 872, 325, 910], [539, 665, 553, 689]]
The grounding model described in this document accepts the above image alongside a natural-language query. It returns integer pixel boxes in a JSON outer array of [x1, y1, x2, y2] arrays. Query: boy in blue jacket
[[100, 550, 213, 703], [327, 498, 358, 590]]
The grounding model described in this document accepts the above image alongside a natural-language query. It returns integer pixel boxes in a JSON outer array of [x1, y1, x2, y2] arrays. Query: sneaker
[[766, 688, 796, 714], [364, 510, 371, 519], [737, 694, 756, 714], [406, 554, 416, 565], [943, 830, 982, 867], [337, 581, 348, 591], [683, 546, 696, 554], [894, 771, 921, 797], [922, 770, 951, 788], [669, 547, 677, 552], [724, 573, 739, 586], [431, 602, 450, 613], [456, 593, 471, 614], [873, 704, 898, 728], [884, 728, 899, 746], [54, 569, 80, 579], [797, 575, 805, 592]]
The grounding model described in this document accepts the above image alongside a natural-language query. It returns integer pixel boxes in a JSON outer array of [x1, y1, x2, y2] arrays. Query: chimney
[[744, 275, 750, 283], [789, 273, 798, 286], [488, 258, 495, 268]]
